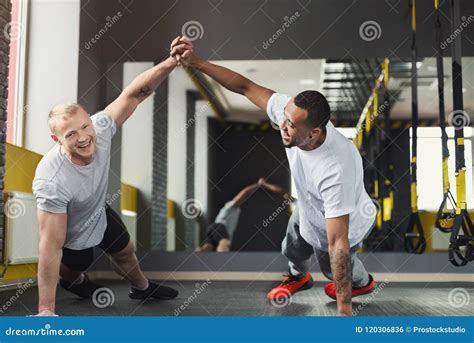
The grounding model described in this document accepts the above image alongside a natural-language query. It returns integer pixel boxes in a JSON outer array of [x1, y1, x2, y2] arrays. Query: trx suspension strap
[[404, 0, 426, 254], [380, 59, 394, 234], [447, 0, 474, 267], [434, 0, 457, 233]]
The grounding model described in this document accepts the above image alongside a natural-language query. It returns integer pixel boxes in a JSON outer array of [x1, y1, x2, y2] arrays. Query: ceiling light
[[300, 79, 316, 85]]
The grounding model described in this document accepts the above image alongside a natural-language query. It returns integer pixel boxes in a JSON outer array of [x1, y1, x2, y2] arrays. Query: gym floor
[[1, 280, 473, 316]]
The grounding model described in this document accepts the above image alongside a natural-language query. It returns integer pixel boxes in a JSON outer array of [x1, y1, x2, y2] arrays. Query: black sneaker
[[129, 281, 179, 300], [59, 274, 104, 299]]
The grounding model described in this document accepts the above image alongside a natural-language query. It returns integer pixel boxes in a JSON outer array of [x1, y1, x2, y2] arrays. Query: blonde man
[[32, 40, 192, 316]]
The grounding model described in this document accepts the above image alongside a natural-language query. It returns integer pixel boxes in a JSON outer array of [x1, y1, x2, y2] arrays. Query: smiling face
[[279, 98, 322, 148], [50, 105, 97, 165]]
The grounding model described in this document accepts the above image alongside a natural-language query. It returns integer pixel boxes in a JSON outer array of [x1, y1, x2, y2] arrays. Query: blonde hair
[[48, 103, 84, 133]]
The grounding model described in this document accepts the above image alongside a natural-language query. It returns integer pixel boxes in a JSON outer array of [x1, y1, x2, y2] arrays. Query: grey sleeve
[[32, 179, 70, 214], [91, 111, 117, 140]]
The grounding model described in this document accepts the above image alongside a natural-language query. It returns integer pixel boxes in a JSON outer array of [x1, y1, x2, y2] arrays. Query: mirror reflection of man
[[197, 178, 294, 252]]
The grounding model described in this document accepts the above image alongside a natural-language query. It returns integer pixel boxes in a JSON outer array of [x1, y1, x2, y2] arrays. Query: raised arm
[[170, 36, 274, 112], [326, 215, 352, 316], [105, 51, 187, 127], [36, 210, 67, 316], [232, 183, 260, 206], [258, 178, 293, 200]]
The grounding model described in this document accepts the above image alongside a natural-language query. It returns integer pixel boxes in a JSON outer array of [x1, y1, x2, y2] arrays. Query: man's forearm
[[233, 184, 259, 206], [329, 241, 352, 315], [191, 57, 251, 95], [262, 182, 290, 199], [37, 243, 62, 313], [124, 57, 177, 102]]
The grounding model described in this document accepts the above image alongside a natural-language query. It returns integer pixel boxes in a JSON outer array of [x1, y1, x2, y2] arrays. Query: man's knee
[[111, 241, 135, 261]]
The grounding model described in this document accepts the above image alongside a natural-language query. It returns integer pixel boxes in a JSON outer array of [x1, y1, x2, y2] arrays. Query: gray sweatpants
[[281, 206, 372, 288]]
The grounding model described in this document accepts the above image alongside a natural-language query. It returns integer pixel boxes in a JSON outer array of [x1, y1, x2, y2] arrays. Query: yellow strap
[[412, 0, 416, 32], [167, 199, 175, 219], [376, 209, 383, 228], [434, 0, 439, 10], [374, 179, 379, 198], [373, 89, 379, 118], [411, 156, 417, 163], [411, 182, 418, 211], [455, 169, 466, 214], [457, 137, 464, 145], [383, 58, 390, 88], [442, 158, 450, 192], [357, 130, 363, 148], [365, 107, 372, 134], [383, 196, 393, 221]]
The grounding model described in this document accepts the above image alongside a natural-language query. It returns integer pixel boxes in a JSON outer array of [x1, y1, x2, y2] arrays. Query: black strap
[[404, 0, 425, 254]]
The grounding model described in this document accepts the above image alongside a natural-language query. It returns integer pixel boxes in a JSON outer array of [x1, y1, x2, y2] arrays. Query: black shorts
[[61, 205, 131, 272], [202, 223, 229, 246]]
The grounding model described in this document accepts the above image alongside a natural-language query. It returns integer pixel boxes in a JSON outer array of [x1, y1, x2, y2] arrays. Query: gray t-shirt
[[32, 112, 116, 250], [214, 201, 241, 239]]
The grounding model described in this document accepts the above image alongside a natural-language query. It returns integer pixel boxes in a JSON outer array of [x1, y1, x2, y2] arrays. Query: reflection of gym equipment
[[353, 59, 396, 251], [379, 60, 395, 248], [404, 0, 426, 254], [433, 0, 456, 233], [446, 0, 474, 267]]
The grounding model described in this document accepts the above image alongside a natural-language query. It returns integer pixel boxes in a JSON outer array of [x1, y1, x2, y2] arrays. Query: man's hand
[[169, 35, 274, 112], [326, 215, 353, 316], [170, 36, 194, 66]]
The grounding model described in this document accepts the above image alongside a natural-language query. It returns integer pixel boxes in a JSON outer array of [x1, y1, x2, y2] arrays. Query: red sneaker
[[267, 272, 314, 300], [324, 274, 375, 300]]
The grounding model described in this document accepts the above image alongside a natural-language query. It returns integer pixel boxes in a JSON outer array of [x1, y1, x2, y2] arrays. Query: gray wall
[[80, 0, 474, 66]]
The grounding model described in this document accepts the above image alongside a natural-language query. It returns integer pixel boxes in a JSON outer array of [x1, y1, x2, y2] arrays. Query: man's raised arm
[[105, 42, 190, 127]]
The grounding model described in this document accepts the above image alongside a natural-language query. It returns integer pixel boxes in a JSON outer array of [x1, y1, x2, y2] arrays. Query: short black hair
[[294, 90, 331, 129]]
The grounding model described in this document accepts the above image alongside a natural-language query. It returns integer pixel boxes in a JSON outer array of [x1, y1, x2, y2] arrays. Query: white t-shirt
[[266, 93, 376, 251], [33, 112, 116, 250]]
